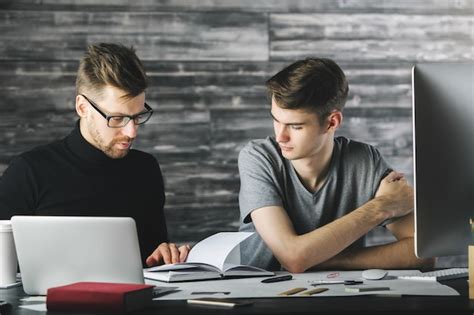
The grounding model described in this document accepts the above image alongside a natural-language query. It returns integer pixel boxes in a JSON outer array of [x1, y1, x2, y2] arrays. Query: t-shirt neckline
[[286, 141, 339, 198]]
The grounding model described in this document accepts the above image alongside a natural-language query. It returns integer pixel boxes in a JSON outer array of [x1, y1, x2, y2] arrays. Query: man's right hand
[[375, 171, 414, 219]]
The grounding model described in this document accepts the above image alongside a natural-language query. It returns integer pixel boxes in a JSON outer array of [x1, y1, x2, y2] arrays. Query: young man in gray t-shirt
[[238, 58, 433, 272]]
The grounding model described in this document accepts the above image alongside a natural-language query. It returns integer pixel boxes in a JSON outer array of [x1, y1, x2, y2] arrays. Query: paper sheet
[[19, 304, 47, 312], [148, 270, 460, 300], [20, 296, 47, 302]]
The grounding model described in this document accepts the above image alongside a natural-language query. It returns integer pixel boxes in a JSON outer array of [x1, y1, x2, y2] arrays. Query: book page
[[186, 232, 254, 271]]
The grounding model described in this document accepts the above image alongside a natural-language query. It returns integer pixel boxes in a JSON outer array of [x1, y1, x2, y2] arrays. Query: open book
[[143, 232, 274, 282]]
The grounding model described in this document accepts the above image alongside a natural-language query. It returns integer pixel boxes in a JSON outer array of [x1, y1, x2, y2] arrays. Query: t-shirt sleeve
[[370, 146, 392, 197], [0, 156, 37, 219], [367, 145, 398, 226], [238, 144, 284, 224]]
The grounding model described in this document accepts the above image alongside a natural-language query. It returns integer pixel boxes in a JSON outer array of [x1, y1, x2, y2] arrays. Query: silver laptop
[[11, 216, 144, 295]]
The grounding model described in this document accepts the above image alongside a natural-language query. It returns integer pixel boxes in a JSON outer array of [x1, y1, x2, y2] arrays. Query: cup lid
[[0, 220, 12, 232]]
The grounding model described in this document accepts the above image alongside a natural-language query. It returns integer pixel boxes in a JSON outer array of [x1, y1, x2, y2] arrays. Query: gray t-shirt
[[238, 136, 391, 270]]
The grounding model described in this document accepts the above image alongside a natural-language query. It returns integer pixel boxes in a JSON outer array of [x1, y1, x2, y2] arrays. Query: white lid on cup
[[0, 220, 12, 232]]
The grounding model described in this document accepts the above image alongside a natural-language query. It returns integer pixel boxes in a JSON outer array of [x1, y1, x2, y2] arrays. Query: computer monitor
[[412, 62, 474, 258]]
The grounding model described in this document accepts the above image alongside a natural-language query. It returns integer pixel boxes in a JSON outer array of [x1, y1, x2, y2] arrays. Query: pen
[[187, 298, 253, 307], [310, 280, 363, 286], [261, 274, 293, 283], [191, 291, 231, 295]]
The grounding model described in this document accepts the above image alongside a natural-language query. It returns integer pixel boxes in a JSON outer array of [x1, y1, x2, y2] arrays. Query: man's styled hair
[[76, 43, 147, 99], [266, 58, 349, 122]]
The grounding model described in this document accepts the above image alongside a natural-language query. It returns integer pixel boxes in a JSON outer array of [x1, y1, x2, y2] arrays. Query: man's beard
[[88, 120, 133, 159], [102, 136, 133, 159]]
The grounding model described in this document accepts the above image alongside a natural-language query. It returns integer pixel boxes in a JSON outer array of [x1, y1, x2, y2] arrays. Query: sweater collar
[[65, 120, 122, 164]]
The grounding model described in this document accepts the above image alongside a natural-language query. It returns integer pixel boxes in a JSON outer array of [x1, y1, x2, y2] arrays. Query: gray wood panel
[[270, 14, 473, 61], [2, 0, 472, 14], [0, 11, 268, 61]]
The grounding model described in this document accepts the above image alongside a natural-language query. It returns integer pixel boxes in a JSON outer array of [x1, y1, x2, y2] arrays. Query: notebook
[[46, 282, 154, 312], [11, 216, 145, 295]]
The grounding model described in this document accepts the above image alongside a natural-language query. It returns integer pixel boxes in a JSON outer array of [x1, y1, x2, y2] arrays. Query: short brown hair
[[266, 58, 349, 122], [76, 43, 147, 99]]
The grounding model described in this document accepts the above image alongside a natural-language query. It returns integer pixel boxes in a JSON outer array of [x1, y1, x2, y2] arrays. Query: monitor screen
[[412, 62, 474, 258]]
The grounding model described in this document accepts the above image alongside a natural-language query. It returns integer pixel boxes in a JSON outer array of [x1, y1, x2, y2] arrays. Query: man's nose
[[275, 124, 289, 143], [122, 120, 138, 139]]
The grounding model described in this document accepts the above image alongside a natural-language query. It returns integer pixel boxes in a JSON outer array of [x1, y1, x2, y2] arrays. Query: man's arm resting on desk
[[315, 213, 435, 270], [252, 199, 388, 273], [251, 172, 423, 273]]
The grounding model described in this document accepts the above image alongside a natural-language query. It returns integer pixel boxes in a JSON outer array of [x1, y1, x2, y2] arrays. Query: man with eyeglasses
[[0, 43, 189, 266]]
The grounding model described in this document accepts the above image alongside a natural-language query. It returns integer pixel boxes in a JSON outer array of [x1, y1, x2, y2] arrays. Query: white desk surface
[[147, 270, 460, 300]]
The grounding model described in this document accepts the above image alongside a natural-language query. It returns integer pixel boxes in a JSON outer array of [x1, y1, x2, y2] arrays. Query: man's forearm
[[314, 237, 435, 270], [292, 197, 391, 272]]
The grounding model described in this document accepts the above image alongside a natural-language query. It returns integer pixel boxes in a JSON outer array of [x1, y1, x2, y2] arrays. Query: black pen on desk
[[261, 274, 293, 283], [191, 291, 231, 295], [310, 280, 363, 286]]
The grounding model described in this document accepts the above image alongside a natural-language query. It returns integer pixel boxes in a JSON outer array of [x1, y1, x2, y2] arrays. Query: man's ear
[[327, 110, 343, 131], [75, 95, 88, 118]]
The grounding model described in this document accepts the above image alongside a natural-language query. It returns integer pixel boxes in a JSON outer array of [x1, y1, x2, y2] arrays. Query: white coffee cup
[[0, 220, 18, 286]]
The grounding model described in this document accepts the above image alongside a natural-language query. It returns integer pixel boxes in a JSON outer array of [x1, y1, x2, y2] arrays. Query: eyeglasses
[[80, 94, 153, 128]]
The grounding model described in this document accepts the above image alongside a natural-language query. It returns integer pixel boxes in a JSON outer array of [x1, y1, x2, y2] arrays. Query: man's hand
[[145, 242, 191, 267], [375, 171, 414, 219]]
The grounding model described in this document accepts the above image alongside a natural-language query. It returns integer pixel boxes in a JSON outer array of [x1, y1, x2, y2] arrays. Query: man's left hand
[[146, 242, 191, 267]]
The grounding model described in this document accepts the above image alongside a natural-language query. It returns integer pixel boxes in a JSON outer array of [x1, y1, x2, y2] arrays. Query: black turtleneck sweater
[[0, 123, 168, 265]]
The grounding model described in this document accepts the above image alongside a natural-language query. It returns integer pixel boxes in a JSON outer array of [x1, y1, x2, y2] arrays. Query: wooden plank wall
[[0, 0, 472, 265]]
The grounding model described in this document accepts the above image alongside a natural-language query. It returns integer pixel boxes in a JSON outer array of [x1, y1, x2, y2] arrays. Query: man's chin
[[105, 148, 130, 159], [282, 151, 303, 161], [281, 150, 295, 159]]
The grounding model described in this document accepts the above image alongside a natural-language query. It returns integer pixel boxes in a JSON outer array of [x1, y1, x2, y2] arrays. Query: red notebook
[[46, 282, 154, 312]]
